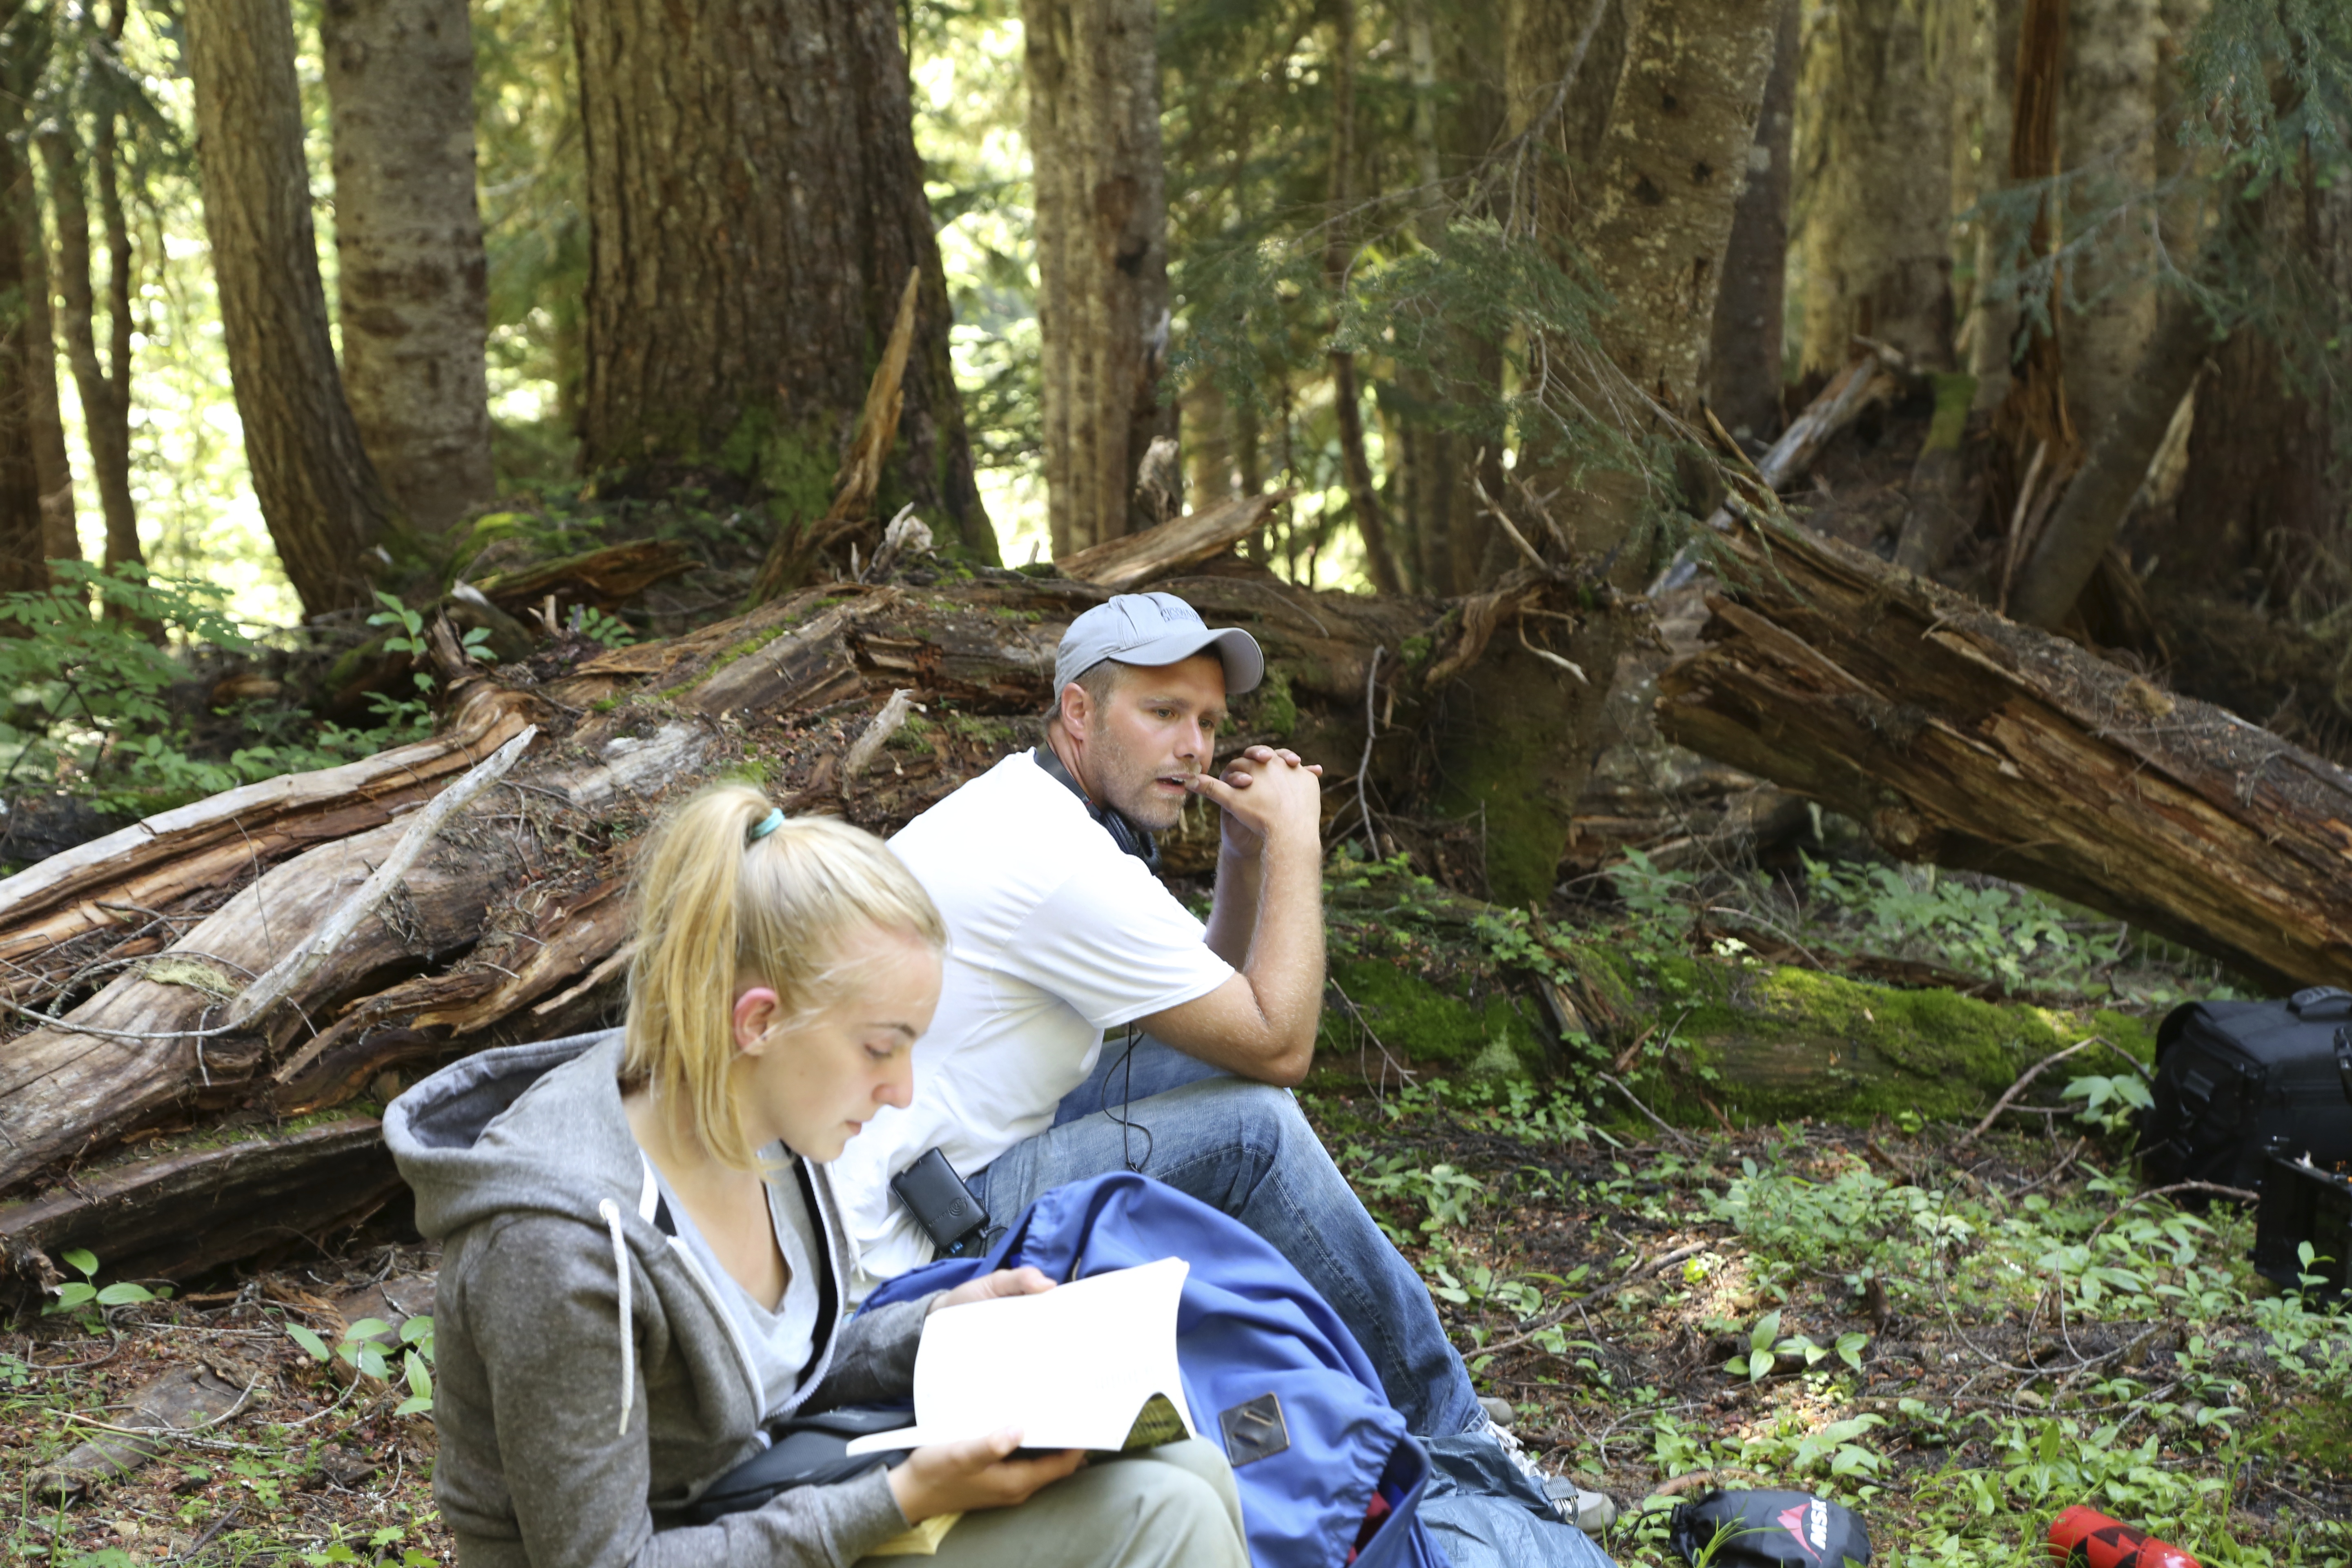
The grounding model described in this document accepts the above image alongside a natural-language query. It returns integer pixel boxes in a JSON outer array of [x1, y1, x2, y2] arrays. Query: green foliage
[[287, 1313, 437, 1417], [0, 563, 423, 817], [570, 604, 638, 648], [42, 1247, 166, 1327]]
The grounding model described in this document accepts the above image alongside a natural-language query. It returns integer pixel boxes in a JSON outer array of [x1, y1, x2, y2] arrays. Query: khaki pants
[[867, 1439, 1247, 1568]]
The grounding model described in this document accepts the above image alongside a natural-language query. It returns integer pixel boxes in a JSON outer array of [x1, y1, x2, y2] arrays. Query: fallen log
[[1657, 499, 2352, 989], [0, 564, 1592, 1288]]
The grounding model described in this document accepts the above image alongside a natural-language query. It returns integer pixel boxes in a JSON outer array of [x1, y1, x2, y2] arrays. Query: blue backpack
[[866, 1172, 1450, 1568]]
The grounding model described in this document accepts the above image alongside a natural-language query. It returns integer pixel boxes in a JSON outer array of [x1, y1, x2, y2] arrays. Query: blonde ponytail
[[622, 785, 945, 1169]]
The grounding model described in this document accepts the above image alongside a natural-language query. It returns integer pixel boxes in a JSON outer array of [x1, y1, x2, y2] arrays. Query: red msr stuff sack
[[1669, 1489, 1873, 1568]]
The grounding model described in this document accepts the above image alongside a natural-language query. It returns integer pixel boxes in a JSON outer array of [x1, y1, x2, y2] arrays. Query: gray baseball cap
[[1054, 592, 1265, 696]]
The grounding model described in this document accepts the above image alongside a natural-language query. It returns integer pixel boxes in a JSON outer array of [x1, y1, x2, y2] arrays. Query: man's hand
[[1192, 744, 1324, 862], [888, 1428, 1086, 1523], [927, 1267, 1053, 1315]]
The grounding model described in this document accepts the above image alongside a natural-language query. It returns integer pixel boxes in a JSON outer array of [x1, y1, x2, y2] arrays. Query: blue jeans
[[966, 1037, 1486, 1439]]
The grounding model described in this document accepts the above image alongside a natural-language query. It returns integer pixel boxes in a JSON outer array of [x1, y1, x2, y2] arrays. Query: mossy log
[[1659, 503, 2352, 991], [0, 563, 1606, 1288]]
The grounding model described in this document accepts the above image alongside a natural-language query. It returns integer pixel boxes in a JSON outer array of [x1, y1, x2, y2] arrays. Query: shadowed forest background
[[2, 0, 2352, 1561]]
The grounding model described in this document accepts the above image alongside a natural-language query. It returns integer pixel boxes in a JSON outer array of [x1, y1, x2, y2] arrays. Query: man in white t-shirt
[[830, 592, 1518, 1461]]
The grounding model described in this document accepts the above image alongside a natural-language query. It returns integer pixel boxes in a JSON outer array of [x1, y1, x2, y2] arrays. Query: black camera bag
[[1668, 1489, 1871, 1568], [678, 1405, 912, 1524], [2140, 987, 2352, 1194]]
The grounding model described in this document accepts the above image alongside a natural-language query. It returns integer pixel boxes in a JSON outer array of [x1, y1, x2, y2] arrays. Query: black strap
[[1032, 746, 1160, 870], [2336, 1026, 2352, 1106]]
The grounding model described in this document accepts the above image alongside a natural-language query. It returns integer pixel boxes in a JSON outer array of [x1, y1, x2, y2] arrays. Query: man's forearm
[[1203, 845, 1263, 969], [1238, 834, 1325, 1069]]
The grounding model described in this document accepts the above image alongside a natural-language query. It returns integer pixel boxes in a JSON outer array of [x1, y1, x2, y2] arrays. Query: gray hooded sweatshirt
[[385, 1029, 935, 1568]]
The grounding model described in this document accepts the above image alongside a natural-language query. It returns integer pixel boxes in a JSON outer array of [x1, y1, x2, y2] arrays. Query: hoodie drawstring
[[598, 1198, 635, 1437]]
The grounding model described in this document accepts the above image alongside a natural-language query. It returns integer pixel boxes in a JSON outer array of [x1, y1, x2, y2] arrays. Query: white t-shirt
[[834, 751, 1235, 1296]]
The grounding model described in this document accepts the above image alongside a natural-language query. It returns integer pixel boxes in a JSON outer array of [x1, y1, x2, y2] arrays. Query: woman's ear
[[733, 987, 782, 1055]]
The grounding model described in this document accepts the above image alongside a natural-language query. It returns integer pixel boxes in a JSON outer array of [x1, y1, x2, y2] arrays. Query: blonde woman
[[385, 786, 1247, 1568]]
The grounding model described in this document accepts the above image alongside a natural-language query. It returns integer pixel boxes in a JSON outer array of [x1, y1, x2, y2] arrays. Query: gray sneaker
[[1479, 1416, 1617, 1537]]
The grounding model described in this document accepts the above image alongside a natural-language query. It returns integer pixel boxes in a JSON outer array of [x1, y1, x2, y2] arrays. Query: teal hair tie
[[747, 806, 786, 843]]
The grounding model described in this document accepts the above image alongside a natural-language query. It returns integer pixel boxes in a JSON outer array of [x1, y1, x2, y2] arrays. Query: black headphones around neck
[[1032, 746, 1161, 871]]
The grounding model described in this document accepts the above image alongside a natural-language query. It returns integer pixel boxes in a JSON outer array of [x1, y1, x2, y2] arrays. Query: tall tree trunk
[[40, 12, 140, 584], [1024, 0, 1169, 557], [0, 100, 47, 597], [1965, 0, 2023, 406], [1794, 0, 1955, 375], [321, 0, 498, 539], [573, 0, 992, 568], [1452, 0, 1783, 906], [1324, 0, 1405, 597], [187, 0, 394, 616], [15, 141, 78, 575], [1393, 0, 1507, 598], [2056, 0, 2158, 438], [1705, 0, 1799, 438]]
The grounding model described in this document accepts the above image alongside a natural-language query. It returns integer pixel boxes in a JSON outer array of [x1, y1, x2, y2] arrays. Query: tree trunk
[[1321, 0, 1404, 597], [2056, 0, 2159, 441], [1967, 0, 2024, 405], [1659, 499, 2352, 992], [1705, 0, 1798, 439], [8, 99, 78, 575], [186, 0, 394, 616], [321, 0, 498, 539], [0, 566, 1534, 1271], [1024, 0, 1169, 557], [0, 114, 45, 597], [1455, 0, 1783, 908], [2008, 284, 2211, 627], [39, 37, 141, 581], [572, 0, 991, 568], [1793, 0, 1955, 375]]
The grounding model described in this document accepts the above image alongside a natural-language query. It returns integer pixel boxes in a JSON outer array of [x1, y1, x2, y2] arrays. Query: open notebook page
[[843, 1256, 1196, 1454]]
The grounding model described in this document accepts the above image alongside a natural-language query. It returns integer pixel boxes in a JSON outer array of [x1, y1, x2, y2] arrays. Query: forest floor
[[4, 1086, 2348, 1568], [4, 852, 2350, 1567]]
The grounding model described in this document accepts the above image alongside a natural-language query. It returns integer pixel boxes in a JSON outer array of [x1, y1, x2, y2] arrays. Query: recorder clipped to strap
[[890, 1147, 993, 1259]]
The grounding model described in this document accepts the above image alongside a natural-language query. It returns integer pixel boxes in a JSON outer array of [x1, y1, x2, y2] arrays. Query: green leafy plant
[[42, 1247, 164, 1323], [1722, 1310, 1868, 1382], [2062, 1071, 2155, 1132], [288, 1313, 437, 1416], [570, 604, 637, 648]]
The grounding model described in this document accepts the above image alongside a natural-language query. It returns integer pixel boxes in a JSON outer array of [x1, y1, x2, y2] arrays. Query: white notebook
[[843, 1256, 1197, 1454]]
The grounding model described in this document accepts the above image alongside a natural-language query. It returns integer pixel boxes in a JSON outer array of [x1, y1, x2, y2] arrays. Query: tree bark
[[1705, 0, 1799, 440], [1793, 0, 1956, 374], [572, 0, 991, 566], [2056, 0, 2160, 441], [1966, 0, 2024, 405], [4, 63, 78, 577], [0, 113, 45, 597], [186, 0, 394, 616], [1323, 0, 1405, 597], [2008, 284, 2211, 626], [1024, 0, 1170, 557], [1458, 0, 1783, 907], [39, 27, 141, 581], [1659, 499, 2352, 992], [321, 0, 498, 539]]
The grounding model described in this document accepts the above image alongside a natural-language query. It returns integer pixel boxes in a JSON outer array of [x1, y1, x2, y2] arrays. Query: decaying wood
[[0, 681, 538, 991], [1658, 501, 2352, 989], [1054, 490, 1290, 590], [1658, 343, 1907, 591], [472, 538, 699, 616], [748, 268, 924, 605], [0, 566, 1544, 1287]]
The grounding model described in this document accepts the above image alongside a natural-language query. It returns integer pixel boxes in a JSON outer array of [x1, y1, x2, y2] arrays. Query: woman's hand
[[887, 1428, 1085, 1523], [927, 1266, 1053, 1315]]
